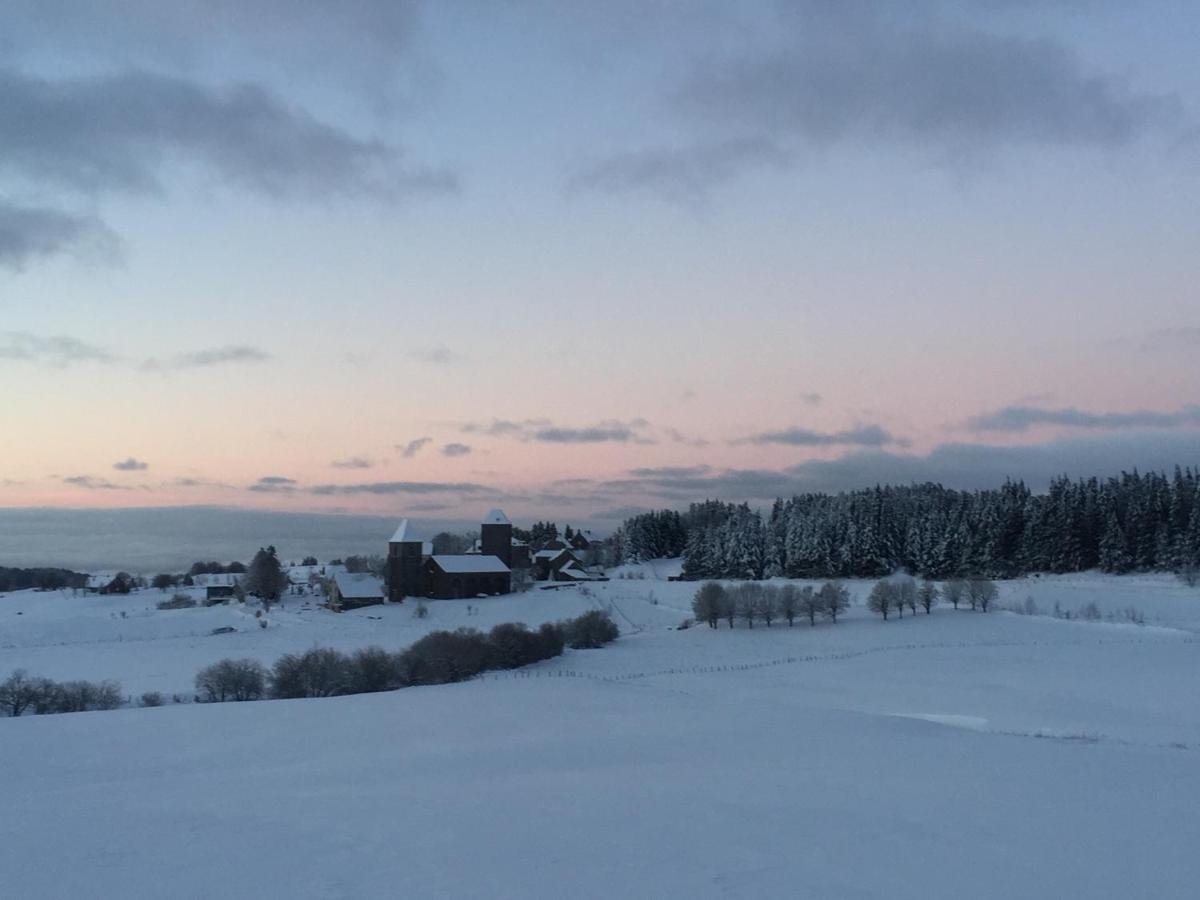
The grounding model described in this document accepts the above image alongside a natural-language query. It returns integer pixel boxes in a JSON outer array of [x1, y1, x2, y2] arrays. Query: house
[[422, 555, 511, 599], [329, 572, 385, 611], [192, 572, 241, 602], [533, 547, 577, 581], [387, 511, 514, 601]]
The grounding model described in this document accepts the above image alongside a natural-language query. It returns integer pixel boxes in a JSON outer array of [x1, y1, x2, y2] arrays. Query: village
[[78, 509, 614, 613]]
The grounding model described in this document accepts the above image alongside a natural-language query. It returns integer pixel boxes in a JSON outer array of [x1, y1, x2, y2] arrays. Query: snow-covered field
[[2, 567, 1199, 898]]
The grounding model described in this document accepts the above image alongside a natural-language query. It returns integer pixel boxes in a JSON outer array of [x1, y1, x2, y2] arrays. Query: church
[[386, 509, 513, 601]]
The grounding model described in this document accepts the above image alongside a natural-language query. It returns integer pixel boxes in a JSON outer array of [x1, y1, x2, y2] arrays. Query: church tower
[[480, 509, 513, 568], [386, 519, 424, 601]]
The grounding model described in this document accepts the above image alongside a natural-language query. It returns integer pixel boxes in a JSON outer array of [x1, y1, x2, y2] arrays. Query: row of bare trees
[[691, 581, 850, 629], [691, 576, 1001, 628]]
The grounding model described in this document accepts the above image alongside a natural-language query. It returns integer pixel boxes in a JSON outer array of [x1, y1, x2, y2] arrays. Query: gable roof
[[333, 572, 383, 600], [482, 509, 510, 526], [390, 519, 421, 544], [428, 555, 510, 575]]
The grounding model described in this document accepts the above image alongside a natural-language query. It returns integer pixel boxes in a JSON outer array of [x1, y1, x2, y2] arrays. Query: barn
[[422, 555, 511, 599]]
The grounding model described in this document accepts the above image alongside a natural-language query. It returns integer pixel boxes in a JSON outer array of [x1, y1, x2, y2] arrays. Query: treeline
[[618, 466, 1200, 579], [0, 566, 86, 592], [1, 611, 621, 717], [195, 610, 620, 701]]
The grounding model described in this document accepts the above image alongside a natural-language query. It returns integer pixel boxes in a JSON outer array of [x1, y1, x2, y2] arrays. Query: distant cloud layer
[[331, 456, 373, 470], [63, 475, 127, 490], [737, 424, 900, 447], [309, 480, 497, 496], [968, 404, 1200, 432], [441, 442, 472, 457], [463, 418, 654, 444], [248, 475, 297, 493], [113, 457, 149, 471], [143, 345, 271, 371]]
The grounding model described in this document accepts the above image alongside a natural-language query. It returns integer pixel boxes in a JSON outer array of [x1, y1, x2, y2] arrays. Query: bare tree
[[867, 581, 894, 621], [944, 580, 966, 610], [818, 581, 850, 624], [777, 585, 800, 626], [736, 584, 760, 628], [758, 587, 777, 627], [968, 578, 998, 613], [918, 578, 939, 614], [895, 575, 917, 619], [691, 582, 725, 629], [799, 586, 821, 626]]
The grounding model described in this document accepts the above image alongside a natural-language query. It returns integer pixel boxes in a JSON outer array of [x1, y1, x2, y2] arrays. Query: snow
[[331, 571, 383, 600], [482, 508, 511, 525], [430, 554, 510, 574], [389, 518, 419, 543], [2, 568, 1199, 897]]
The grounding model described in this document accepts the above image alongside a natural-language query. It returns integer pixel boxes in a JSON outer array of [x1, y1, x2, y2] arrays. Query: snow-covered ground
[[2, 567, 1199, 897]]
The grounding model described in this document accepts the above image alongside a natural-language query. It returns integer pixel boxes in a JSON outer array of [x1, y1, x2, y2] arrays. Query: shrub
[[535, 622, 566, 658], [195, 658, 267, 702], [563, 610, 619, 649], [156, 593, 197, 610], [487, 622, 543, 669], [0, 669, 40, 717], [399, 629, 494, 686], [269, 648, 350, 699], [52, 680, 122, 712], [346, 646, 403, 694], [140, 691, 164, 707]]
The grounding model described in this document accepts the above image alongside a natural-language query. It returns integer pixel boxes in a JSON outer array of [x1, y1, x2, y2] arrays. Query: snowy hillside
[[2, 568, 1199, 897]]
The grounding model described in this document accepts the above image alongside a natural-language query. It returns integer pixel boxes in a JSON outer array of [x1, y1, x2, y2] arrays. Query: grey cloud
[[591, 505, 655, 521], [781, 431, 1200, 494], [248, 475, 297, 493], [572, 138, 791, 201], [462, 417, 654, 444], [399, 437, 432, 458], [0, 201, 119, 270], [113, 457, 148, 471], [331, 456, 373, 469], [968, 404, 1200, 432], [797, 392, 822, 407], [63, 475, 128, 490], [0, 331, 117, 366], [628, 465, 713, 479], [0, 66, 454, 201], [580, 3, 1179, 195], [408, 346, 459, 365], [738, 424, 900, 447], [308, 480, 498, 496], [441, 442, 472, 457], [143, 345, 271, 371]]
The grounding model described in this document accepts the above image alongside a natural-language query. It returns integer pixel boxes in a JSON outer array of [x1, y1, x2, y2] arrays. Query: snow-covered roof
[[390, 519, 421, 543], [534, 548, 573, 560], [285, 564, 323, 583], [482, 509, 510, 526], [429, 555, 510, 574], [333, 572, 383, 600], [192, 573, 241, 588], [558, 564, 591, 580], [323, 564, 348, 579]]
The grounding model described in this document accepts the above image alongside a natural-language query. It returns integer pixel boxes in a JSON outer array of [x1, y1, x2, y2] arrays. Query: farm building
[[387, 510, 513, 601], [328, 572, 384, 611]]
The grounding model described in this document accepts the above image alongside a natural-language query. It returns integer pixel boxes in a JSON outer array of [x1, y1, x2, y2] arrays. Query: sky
[[2, 0, 1199, 528]]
